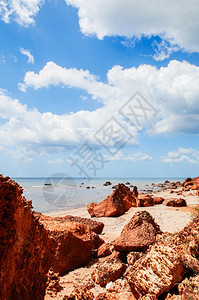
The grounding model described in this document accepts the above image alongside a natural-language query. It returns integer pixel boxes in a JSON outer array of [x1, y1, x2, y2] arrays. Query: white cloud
[[0, 90, 138, 162], [19, 60, 199, 135], [66, 0, 199, 56], [161, 147, 199, 165], [20, 48, 34, 64], [0, 0, 44, 26], [152, 40, 181, 61], [107, 151, 152, 162], [47, 158, 64, 164]]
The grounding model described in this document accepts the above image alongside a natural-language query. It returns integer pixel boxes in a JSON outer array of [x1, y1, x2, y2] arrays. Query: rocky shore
[[0, 175, 199, 299]]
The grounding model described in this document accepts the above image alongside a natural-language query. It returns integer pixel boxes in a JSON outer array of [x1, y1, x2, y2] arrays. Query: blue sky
[[0, 0, 199, 178]]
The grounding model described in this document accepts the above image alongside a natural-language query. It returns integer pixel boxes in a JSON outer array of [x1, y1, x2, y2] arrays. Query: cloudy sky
[[0, 0, 199, 178]]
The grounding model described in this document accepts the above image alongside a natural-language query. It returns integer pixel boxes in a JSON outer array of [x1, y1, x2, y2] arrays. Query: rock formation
[[114, 211, 162, 251], [163, 198, 187, 207], [0, 175, 52, 300], [87, 184, 138, 217]]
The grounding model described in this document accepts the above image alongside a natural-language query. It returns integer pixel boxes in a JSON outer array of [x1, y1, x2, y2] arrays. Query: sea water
[[13, 177, 185, 214]]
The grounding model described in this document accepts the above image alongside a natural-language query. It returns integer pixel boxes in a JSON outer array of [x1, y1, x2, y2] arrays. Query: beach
[[44, 184, 199, 299]]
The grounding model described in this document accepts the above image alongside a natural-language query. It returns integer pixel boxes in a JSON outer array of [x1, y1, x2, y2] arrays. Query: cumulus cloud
[[0, 0, 44, 26], [20, 48, 34, 64], [161, 147, 199, 164], [19, 60, 199, 135], [107, 151, 152, 162], [0, 90, 138, 162], [66, 0, 199, 55]]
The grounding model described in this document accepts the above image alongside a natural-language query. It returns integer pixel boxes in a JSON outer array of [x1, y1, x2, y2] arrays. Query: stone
[[91, 257, 126, 287], [97, 243, 114, 258], [125, 241, 184, 298], [137, 194, 153, 207], [114, 211, 162, 252], [178, 275, 199, 300], [0, 175, 53, 300], [38, 214, 104, 275], [51, 214, 104, 234], [87, 184, 138, 217], [163, 198, 187, 207], [153, 196, 164, 205], [103, 181, 112, 186]]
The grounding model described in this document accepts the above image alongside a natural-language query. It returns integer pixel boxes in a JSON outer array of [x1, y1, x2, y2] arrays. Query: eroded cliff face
[[0, 175, 53, 300], [0, 175, 104, 300]]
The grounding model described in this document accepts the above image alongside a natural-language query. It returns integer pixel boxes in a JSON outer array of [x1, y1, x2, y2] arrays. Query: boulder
[[153, 196, 164, 205], [182, 176, 199, 190], [0, 175, 53, 300], [137, 194, 153, 207], [125, 241, 184, 298], [49, 214, 104, 234], [87, 184, 138, 217], [163, 198, 187, 207], [97, 243, 114, 258], [38, 214, 104, 275], [178, 275, 199, 300], [114, 211, 162, 252], [91, 257, 126, 287], [103, 181, 112, 186]]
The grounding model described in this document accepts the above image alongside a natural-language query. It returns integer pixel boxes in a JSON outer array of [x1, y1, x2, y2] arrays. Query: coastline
[[44, 186, 198, 242]]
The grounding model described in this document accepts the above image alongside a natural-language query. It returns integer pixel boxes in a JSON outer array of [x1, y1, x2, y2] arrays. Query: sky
[[0, 0, 199, 178]]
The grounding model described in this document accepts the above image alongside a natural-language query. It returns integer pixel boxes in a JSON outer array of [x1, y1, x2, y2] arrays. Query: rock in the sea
[[0, 175, 53, 300], [137, 194, 153, 207], [87, 184, 138, 217], [163, 198, 187, 207], [91, 257, 126, 287], [103, 181, 112, 186], [114, 211, 162, 252], [38, 214, 104, 275], [153, 196, 164, 205]]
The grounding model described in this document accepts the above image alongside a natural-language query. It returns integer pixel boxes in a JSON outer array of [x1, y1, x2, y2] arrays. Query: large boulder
[[163, 198, 187, 207], [182, 176, 199, 191], [38, 214, 104, 275], [153, 196, 164, 205], [0, 175, 53, 300], [87, 184, 138, 217], [125, 241, 185, 298], [114, 211, 162, 252]]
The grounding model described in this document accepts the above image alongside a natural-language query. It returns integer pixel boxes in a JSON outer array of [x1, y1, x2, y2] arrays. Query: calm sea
[[12, 177, 185, 214]]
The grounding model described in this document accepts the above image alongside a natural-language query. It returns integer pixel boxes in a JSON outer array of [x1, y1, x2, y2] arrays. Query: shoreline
[[44, 186, 199, 242]]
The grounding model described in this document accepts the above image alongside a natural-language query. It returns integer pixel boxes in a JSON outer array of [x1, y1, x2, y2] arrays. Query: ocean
[[13, 177, 185, 214]]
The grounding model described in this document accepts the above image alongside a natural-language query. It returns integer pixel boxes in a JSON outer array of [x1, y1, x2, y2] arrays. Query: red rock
[[163, 198, 187, 207], [183, 176, 199, 190], [183, 177, 192, 186], [0, 175, 53, 300], [127, 251, 145, 265], [153, 196, 164, 205], [87, 184, 138, 217], [66, 287, 95, 299], [106, 278, 137, 300], [125, 240, 185, 298], [59, 215, 104, 234], [178, 275, 199, 300], [97, 243, 114, 258], [38, 214, 104, 275], [114, 211, 162, 252], [91, 257, 126, 287], [196, 190, 199, 196], [137, 194, 153, 207]]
